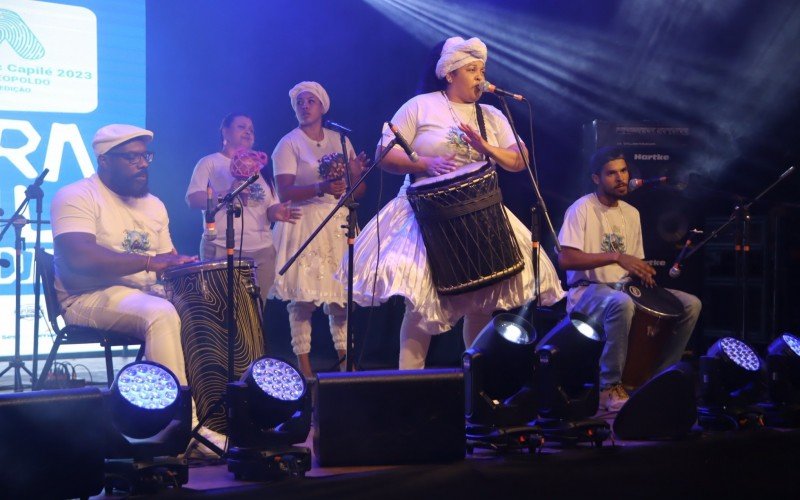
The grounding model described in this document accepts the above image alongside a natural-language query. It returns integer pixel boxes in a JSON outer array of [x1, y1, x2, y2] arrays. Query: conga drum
[[163, 258, 264, 434], [620, 282, 684, 388], [406, 162, 524, 295]]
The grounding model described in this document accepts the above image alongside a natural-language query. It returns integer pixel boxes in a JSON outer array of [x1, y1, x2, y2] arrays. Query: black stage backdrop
[[146, 0, 800, 369]]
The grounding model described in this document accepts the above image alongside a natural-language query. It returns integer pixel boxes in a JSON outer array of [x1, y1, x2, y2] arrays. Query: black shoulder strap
[[475, 103, 489, 162]]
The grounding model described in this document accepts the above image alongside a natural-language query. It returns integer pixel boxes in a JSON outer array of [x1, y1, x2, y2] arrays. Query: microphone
[[669, 229, 702, 278], [32, 168, 50, 187], [204, 181, 216, 241], [387, 122, 419, 162], [324, 120, 352, 134], [628, 176, 668, 191], [480, 81, 525, 101]]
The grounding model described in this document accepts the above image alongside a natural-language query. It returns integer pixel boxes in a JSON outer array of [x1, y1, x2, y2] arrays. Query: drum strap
[[475, 103, 490, 162]]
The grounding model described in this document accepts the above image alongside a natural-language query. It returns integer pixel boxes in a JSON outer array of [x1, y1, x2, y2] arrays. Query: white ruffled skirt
[[271, 200, 348, 306], [345, 185, 565, 334]]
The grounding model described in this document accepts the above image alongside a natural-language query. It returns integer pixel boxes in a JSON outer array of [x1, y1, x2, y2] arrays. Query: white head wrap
[[289, 81, 330, 114], [435, 37, 488, 79]]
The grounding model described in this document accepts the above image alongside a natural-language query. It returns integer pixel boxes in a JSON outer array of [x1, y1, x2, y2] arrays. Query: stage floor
[[94, 419, 800, 499]]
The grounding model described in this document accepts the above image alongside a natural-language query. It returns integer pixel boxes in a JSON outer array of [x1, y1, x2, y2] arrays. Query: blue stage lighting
[[716, 337, 761, 372], [117, 362, 180, 410], [250, 358, 305, 402]]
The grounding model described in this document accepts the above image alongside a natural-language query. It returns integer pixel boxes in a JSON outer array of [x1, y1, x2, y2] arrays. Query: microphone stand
[[494, 95, 559, 322], [189, 172, 257, 457], [337, 131, 358, 372], [278, 140, 399, 372], [0, 170, 49, 391], [671, 165, 795, 340]]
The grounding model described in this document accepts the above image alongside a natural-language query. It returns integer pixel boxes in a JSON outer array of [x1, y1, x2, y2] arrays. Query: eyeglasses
[[104, 151, 155, 164]]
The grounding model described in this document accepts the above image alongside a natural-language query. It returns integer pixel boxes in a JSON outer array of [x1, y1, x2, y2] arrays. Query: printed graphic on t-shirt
[[122, 229, 151, 254], [445, 126, 482, 163], [600, 230, 626, 253]]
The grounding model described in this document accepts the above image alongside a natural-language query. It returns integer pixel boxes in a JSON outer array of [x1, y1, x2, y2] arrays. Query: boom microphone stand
[[278, 139, 400, 371], [669, 165, 795, 340], [335, 127, 359, 371], [0, 169, 49, 391], [493, 95, 559, 322], [189, 172, 259, 457]]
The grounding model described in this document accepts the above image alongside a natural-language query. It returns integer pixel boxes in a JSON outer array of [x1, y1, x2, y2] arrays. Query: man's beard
[[108, 170, 149, 198]]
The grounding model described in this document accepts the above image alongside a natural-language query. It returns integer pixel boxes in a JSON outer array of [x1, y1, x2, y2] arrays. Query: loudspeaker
[[612, 364, 697, 440], [0, 387, 105, 499], [313, 369, 465, 466]]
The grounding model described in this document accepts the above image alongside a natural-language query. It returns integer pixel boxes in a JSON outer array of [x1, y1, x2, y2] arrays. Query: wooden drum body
[[163, 258, 264, 433], [406, 162, 524, 295], [620, 283, 683, 388]]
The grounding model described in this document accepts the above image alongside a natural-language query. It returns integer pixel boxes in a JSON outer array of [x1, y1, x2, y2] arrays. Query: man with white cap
[[52, 123, 196, 379]]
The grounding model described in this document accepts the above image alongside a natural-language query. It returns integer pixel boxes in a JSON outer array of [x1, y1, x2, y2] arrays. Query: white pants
[[287, 300, 347, 355], [62, 285, 187, 385], [399, 299, 492, 369]]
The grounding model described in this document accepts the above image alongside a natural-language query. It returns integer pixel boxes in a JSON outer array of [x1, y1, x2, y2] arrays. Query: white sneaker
[[599, 384, 630, 412]]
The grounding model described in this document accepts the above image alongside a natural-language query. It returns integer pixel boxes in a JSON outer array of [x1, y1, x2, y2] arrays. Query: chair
[[34, 248, 145, 389]]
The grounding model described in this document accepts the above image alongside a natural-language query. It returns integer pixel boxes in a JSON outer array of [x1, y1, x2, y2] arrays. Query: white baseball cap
[[92, 124, 153, 156]]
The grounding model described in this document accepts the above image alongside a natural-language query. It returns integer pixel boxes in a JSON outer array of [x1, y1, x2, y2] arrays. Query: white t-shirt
[[185, 152, 278, 251], [379, 91, 520, 181], [271, 127, 355, 205], [558, 193, 644, 309], [51, 174, 174, 302]]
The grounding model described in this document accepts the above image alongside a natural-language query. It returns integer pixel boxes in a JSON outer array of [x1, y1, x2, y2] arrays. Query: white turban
[[435, 37, 488, 79], [289, 81, 330, 114]]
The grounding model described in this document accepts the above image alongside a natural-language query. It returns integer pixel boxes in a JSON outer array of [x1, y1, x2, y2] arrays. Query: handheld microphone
[[628, 176, 668, 191], [480, 81, 525, 101], [324, 120, 353, 134], [387, 122, 419, 162], [204, 181, 217, 241]]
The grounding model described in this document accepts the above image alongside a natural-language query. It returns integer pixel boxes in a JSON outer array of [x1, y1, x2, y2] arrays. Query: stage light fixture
[[226, 356, 312, 480], [759, 333, 800, 426], [104, 361, 192, 495], [533, 311, 610, 446], [463, 314, 544, 453], [698, 337, 766, 430]]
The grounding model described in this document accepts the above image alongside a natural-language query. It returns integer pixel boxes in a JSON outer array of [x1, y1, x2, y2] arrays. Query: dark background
[[145, 0, 800, 370]]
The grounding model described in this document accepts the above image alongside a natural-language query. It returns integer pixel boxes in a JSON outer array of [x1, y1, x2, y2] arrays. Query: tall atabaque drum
[[406, 162, 524, 295], [620, 282, 683, 388], [163, 258, 264, 434]]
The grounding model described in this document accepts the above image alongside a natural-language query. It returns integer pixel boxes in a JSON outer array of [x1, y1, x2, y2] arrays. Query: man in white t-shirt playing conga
[[51, 124, 223, 452], [557, 146, 701, 412]]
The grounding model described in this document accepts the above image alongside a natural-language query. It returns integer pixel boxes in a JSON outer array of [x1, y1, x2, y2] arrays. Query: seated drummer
[[52, 124, 196, 387], [556, 146, 701, 412]]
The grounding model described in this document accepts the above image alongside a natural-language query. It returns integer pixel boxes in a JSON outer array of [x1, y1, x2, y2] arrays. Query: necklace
[[302, 127, 324, 147], [441, 91, 478, 160]]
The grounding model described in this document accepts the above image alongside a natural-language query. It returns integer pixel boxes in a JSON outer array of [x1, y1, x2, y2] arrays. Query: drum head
[[409, 162, 489, 189], [623, 283, 683, 318], [162, 257, 255, 279]]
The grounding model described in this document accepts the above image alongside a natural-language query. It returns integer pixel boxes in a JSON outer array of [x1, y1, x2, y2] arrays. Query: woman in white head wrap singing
[[271, 81, 369, 378], [347, 37, 565, 369]]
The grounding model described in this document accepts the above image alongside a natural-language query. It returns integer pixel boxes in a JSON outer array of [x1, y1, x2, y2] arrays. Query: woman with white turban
[[271, 81, 368, 378], [348, 37, 565, 369]]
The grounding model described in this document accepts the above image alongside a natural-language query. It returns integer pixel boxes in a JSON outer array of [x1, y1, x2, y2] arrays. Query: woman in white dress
[[348, 37, 565, 369], [186, 113, 300, 304], [271, 82, 368, 378]]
